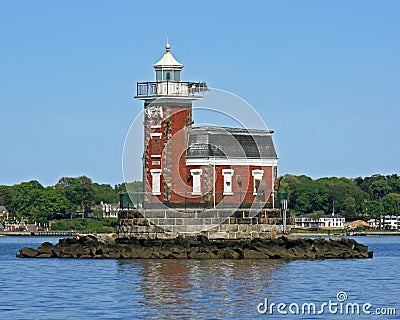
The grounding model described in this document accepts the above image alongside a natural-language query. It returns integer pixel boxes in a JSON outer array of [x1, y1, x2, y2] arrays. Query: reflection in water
[[117, 259, 284, 319]]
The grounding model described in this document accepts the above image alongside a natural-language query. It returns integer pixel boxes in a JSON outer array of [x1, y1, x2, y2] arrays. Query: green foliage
[[307, 210, 324, 221], [369, 180, 392, 200], [2, 173, 400, 224], [382, 193, 400, 216], [282, 173, 400, 220], [0, 177, 141, 224], [115, 181, 143, 193], [50, 218, 117, 233]]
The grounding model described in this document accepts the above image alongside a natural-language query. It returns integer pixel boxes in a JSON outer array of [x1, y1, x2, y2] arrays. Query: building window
[[150, 169, 162, 195], [252, 170, 264, 195], [222, 169, 234, 195], [174, 70, 181, 81], [163, 70, 172, 80], [150, 133, 162, 156], [155, 70, 162, 81], [190, 169, 202, 195]]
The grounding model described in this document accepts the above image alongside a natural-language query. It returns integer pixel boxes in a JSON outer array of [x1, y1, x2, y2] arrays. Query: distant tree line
[[0, 176, 142, 224], [1, 174, 399, 224], [280, 174, 400, 220]]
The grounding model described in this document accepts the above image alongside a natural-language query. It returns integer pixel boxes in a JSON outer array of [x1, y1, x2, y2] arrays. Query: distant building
[[4, 218, 27, 231], [101, 202, 119, 218], [0, 206, 9, 219], [295, 214, 345, 228], [91, 202, 120, 218], [380, 215, 400, 230], [367, 219, 380, 229]]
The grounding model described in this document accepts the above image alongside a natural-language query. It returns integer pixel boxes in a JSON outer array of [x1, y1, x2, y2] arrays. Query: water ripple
[[0, 236, 399, 319]]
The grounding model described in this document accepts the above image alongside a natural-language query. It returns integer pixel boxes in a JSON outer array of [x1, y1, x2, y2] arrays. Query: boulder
[[18, 247, 39, 258]]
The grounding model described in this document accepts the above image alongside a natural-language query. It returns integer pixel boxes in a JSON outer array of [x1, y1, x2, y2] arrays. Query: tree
[[93, 183, 119, 203], [387, 175, 400, 194], [56, 176, 95, 218], [369, 180, 392, 200], [33, 187, 70, 222], [0, 185, 13, 209], [366, 200, 384, 219], [343, 196, 357, 219], [382, 193, 400, 216], [11, 180, 43, 219]]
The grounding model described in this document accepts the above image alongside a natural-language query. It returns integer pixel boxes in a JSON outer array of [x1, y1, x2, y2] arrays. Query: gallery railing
[[135, 81, 208, 98]]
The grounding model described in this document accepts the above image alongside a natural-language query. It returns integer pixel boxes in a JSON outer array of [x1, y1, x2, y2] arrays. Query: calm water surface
[[0, 236, 399, 319]]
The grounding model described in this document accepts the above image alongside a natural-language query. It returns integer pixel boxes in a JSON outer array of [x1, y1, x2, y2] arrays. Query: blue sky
[[1, 1, 399, 186]]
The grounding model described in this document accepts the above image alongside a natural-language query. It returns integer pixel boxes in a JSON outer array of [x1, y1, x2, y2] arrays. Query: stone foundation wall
[[117, 209, 288, 241]]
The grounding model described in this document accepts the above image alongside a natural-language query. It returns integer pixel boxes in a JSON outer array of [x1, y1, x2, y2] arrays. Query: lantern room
[[153, 43, 183, 82]]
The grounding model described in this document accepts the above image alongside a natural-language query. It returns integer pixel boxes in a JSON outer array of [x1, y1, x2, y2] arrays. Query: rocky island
[[17, 233, 373, 259]]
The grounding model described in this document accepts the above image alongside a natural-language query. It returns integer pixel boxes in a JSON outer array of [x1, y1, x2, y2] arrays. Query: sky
[[1, 0, 399, 186]]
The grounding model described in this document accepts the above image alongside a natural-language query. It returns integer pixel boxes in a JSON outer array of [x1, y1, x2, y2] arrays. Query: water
[[0, 236, 399, 319]]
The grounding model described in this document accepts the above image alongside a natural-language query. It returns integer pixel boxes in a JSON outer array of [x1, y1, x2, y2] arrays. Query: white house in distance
[[380, 215, 400, 230], [367, 219, 380, 229], [295, 213, 345, 228], [101, 202, 119, 218]]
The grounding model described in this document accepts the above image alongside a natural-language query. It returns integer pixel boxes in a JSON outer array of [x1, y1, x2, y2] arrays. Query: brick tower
[[135, 43, 207, 207]]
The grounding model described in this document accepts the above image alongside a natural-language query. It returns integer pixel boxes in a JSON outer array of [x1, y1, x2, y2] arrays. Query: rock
[[17, 234, 373, 260], [96, 233, 118, 245], [220, 247, 241, 259], [38, 242, 54, 254], [189, 251, 213, 259], [243, 249, 269, 259], [18, 247, 39, 258]]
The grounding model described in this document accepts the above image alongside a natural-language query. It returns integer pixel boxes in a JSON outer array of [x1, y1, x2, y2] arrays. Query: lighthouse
[[135, 43, 207, 207], [135, 43, 277, 211], [120, 42, 283, 235]]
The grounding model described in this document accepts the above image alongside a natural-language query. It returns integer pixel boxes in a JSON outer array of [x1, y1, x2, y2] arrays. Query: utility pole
[[281, 198, 288, 233]]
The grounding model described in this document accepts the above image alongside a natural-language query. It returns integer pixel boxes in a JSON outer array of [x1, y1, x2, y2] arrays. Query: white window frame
[[190, 169, 202, 196], [222, 169, 234, 195], [150, 133, 162, 158], [252, 170, 264, 195], [150, 169, 162, 195], [150, 133, 162, 138]]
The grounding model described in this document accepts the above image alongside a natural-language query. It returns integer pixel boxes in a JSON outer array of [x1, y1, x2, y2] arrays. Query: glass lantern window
[[174, 70, 181, 81], [163, 70, 172, 80], [155, 70, 162, 81]]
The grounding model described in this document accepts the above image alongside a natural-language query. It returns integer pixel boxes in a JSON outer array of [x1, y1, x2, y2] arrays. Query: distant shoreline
[[2, 230, 400, 237], [292, 231, 400, 236], [0, 230, 85, 237]]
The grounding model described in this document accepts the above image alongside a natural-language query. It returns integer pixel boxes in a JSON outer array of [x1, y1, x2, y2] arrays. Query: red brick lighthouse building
[[135, 43, 278, 210]]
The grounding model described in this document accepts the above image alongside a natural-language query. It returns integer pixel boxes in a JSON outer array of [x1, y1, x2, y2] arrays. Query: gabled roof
[[186, 126, 277, 159], [154, 43, 183, 68]]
